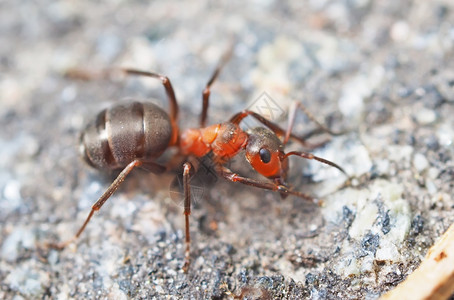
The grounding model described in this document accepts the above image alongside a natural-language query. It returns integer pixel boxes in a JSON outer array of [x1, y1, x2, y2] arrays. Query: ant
[[47, 49, 348, 272]]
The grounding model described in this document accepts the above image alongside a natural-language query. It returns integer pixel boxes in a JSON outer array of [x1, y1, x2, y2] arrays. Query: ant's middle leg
[[200, 46, 234, 127]]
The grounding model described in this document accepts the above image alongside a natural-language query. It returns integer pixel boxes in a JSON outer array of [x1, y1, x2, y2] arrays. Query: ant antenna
[[283, 151, 348, 177]]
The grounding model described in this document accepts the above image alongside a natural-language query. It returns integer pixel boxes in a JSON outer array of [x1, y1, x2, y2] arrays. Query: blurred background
[[1, 0, 454, 298]]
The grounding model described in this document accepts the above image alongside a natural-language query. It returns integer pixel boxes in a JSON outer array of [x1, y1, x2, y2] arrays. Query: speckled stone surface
[[1, 1, 454, 299]]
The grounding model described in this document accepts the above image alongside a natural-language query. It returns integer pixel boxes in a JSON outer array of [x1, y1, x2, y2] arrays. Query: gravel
[[1, 0, 454, 299]]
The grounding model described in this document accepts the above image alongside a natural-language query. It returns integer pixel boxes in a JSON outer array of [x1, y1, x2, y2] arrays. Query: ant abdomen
[[80, 101, 173, 170]]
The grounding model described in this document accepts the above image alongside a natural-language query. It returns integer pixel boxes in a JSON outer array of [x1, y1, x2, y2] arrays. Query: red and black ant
[[47, 50, 347, 272]]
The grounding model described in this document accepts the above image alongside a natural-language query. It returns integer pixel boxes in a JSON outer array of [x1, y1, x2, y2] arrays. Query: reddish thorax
[[180, 122, 248, 161]]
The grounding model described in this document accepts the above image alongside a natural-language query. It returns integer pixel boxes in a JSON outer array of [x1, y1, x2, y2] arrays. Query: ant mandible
[[48, 49, 348, 272]]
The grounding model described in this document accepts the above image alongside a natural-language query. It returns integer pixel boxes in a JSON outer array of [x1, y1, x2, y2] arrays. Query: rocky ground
[[1, 0, 454, 299]]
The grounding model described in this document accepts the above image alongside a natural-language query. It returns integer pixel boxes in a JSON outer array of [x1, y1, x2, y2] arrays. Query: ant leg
[[182, 162, 193, 273], [284, 101, 346, 144], [139, 160, 167, 174], [117, 69, 179, 145], [200, 47, 234, 127], [47, 160, 142, 250], [230, 110, 321, 149], [66, 68, 179, 145], [218, 166, 319, 204]]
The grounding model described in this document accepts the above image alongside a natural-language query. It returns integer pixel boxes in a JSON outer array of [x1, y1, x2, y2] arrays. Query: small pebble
[[4, 180, 21, 202], [20, 135, 40, 158], [413, 152, 429, 172], [5, 265, 49, 298], [414, 107, 437, 125], [339, 93, 363, 120], [61, 85, 77, 102], [1, 180, 22, 214], [375, 240, 399, 261], [390, 21, 410, 42], [426, 180, 437, 195], [1, 227, 35, 262]]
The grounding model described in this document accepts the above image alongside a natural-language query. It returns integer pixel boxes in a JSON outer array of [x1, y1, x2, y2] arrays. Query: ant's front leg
[[217, 166, 320, 205], [283, 101, 347, 144], [229, 110, 324, 149]]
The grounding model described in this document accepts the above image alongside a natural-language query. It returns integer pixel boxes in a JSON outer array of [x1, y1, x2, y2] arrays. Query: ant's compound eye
[[259, 148, 271, 163], [245, 127, 284, 178]]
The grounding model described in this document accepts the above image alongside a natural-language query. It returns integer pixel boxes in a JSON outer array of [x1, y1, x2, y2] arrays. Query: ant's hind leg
[[47, 159, 142, 250], [182, 162, 193, 273], [65, 67, 180, 145]]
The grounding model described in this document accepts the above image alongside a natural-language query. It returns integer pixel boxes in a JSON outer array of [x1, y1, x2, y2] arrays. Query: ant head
[[245, 127, 288, 180]]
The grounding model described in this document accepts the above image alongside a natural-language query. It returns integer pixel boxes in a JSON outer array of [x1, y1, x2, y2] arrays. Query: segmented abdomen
[[80, 102, 172, 170]]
